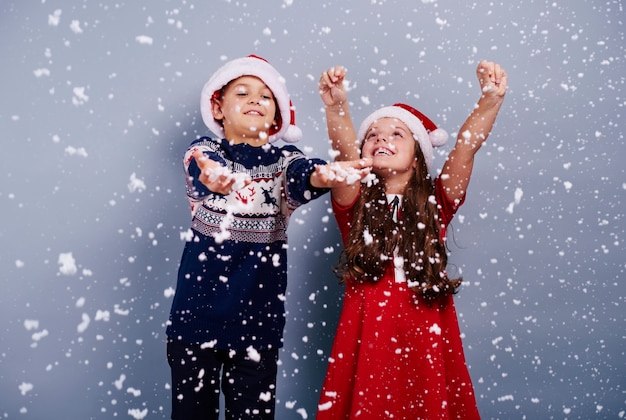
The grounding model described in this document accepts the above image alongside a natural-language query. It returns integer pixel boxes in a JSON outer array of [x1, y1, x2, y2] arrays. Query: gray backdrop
[[1, 0, 624, 418]]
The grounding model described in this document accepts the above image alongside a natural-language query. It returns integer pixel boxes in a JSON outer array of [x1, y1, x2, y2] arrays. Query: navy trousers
[[167, 338, 278, 420]]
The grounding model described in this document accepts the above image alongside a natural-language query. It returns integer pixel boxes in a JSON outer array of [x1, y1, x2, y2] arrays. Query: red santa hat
[[200, 55, 302, 143], [356, 103, 449, 171]]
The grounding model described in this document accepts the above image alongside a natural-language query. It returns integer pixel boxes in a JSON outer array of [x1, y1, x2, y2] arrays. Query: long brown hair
[[336, 139, 461, 300]]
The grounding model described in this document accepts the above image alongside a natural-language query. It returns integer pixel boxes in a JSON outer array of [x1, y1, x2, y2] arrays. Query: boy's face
[[211, 76, 278, 145]]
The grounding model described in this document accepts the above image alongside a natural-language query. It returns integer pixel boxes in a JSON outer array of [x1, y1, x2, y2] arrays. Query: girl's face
[[361, 117, 417, 177], [211, 76, 278, 144]]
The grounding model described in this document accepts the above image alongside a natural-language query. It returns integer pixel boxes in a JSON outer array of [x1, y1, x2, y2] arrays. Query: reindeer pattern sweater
[[166, 137, 328, 351]]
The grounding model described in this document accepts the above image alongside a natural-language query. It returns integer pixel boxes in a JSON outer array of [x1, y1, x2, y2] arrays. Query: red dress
[[317, 180, 480, 419]]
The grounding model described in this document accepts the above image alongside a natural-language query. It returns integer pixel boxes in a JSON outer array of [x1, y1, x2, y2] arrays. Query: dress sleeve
[[434, 177, 465, 238], [331, 193, 358, 244]]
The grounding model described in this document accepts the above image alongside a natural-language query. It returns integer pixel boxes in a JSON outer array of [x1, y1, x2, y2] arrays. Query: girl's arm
[[441, 61, 508, 204], [319, 66, 362, 206]]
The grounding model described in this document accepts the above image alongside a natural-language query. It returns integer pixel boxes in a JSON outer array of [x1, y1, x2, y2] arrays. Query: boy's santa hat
[[356, 103, 449, 171], [200, 55, 302, 143]]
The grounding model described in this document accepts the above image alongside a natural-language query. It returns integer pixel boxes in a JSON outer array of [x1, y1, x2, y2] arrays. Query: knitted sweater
[[166, 137, 329, 351]]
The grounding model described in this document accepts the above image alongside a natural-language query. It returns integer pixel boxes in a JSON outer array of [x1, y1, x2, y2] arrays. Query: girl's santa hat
[[200, 55, 302, 143], [357, 103, 449, 171]]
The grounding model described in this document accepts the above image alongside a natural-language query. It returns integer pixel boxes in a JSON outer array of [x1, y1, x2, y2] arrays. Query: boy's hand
[[192, 150, 251, 195], [319, 66, 348, 107], [310, 158, 373, 189], [476, 60, 508, 101]]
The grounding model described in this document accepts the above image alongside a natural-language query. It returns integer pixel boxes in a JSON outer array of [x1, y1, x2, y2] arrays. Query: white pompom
[[429, 128, 449, 147], [279, 125, 303, 143]]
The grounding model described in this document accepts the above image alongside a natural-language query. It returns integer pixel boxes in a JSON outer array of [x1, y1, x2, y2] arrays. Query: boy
[[166, 55, 370, 419]]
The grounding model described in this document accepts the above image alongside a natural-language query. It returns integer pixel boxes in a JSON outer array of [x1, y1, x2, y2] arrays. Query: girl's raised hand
[[319, 66, 348, 107], [476, 60, 508, 100]]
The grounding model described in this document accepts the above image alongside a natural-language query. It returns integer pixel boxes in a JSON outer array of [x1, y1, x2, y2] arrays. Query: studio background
[[1, 1, 624, 418]]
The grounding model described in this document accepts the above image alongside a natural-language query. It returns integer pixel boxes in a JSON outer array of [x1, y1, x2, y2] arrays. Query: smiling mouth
[[245, 110, 264, 116], [373, 148, 393, 156]]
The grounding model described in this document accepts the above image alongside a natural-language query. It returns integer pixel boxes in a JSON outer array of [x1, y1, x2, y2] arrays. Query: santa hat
[[200, 55, 302, 143], [356, 103, 449, 171]]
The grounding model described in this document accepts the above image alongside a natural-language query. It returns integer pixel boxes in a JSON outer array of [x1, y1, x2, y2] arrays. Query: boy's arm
[[441, 60, 508, 204], [319, 66, 362, 205], [309, 159, 372, 190], [191, 150, 251, 195], [283, 154, 369, 205]]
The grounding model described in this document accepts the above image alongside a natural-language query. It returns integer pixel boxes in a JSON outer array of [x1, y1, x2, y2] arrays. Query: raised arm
[[441, 61, 508, 204], [319, 66, 364, 205], [319, 66, 360, 162]]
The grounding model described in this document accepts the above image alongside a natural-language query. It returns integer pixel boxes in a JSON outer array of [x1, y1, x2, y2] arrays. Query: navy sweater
[[166, 137, 328, 351]]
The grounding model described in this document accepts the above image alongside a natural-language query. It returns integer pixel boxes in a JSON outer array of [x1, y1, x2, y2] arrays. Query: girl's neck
[[376, 166, 413, 194], [383, 174, 411, 195]]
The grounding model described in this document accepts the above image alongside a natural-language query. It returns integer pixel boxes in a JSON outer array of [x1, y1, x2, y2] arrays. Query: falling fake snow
[[1, 1, 624, 419]]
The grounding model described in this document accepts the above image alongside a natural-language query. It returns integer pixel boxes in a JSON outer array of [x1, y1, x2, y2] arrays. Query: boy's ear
[[211, 100, 224, 121]]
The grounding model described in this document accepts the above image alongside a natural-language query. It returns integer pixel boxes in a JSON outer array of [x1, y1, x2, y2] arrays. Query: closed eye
[[365, 131, 377, 140]]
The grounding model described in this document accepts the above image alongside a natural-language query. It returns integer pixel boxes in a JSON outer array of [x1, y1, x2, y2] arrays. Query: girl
[[316, 61, 507, 418]]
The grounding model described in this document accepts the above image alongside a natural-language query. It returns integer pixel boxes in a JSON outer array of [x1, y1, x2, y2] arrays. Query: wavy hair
[[336, 140, 461, 300]]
